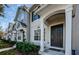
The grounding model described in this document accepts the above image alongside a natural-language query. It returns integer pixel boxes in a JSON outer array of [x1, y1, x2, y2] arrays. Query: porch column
[[40, 18, 44, 52], [17, 31, 19, 42], [65, 5, 73, 55], [24, 30, 27, 41], [21, 32, 23, 42], [12, 33, 15, 41]]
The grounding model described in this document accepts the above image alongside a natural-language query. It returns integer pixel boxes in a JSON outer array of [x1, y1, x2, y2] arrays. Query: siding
[[73, 5, 79, 51]]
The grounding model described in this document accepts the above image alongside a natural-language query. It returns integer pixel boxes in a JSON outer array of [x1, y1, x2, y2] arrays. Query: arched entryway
[[46, 13, 65, 50]]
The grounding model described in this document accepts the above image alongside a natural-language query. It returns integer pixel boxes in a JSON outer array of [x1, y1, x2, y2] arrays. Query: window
[[34, 29, 41, 40], [32, 12, 40, 22]]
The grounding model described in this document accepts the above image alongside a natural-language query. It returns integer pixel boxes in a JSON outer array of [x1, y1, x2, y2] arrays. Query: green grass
[[0, 39, 14, 49], [0, 39, 39, 55]]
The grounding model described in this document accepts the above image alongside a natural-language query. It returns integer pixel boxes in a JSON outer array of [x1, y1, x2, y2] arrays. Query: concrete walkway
[[39, 49, 64, 55], [0, 44, 16, 52]]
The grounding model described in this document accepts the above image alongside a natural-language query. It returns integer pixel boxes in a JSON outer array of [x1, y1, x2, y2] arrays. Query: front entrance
[[51, 24, 63, 48]]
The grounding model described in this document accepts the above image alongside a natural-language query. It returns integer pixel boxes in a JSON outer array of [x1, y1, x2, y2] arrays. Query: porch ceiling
[[37, 4, 67, 16], [46, 13, 65, 25]]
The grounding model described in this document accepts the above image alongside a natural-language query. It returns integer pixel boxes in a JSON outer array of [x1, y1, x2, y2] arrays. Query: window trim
[[34, 29, 41, 41]]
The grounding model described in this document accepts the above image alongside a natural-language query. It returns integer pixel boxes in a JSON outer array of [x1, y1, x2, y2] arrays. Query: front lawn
[[0, 39, 40, 55], [0, 39, 15, 49]]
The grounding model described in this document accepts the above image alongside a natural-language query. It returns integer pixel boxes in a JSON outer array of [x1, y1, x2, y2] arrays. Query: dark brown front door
[[51, 24, 63, 48]]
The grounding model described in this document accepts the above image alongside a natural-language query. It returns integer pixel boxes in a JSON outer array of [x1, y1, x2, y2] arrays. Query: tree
[[0, 26, 4, 39], [0, 4, 9, 17], [0, 26, 2, 31]]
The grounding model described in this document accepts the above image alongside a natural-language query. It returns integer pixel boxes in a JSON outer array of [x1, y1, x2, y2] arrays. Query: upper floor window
[[32, 12, 40, 22]]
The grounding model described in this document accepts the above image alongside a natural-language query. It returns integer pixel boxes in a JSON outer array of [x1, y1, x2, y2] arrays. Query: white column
[[17, 31, 19, 42], [21, 32, 23, 42], [12, 33, 15, 41], [40, 18, 44, 52], [24, 30, 27, 41], [65, 5, 73, 55]]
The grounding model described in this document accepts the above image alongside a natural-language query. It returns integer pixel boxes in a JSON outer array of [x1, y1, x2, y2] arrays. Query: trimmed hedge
[[16, 42, 40, 54]]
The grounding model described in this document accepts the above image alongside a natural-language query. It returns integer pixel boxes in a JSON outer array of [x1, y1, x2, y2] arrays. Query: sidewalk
[[0, 44, 16, 52]]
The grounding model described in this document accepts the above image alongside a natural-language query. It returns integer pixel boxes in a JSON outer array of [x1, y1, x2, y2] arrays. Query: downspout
[[28, 12, 30, 42]]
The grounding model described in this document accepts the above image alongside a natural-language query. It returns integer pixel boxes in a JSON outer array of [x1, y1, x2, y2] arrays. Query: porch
[[16, 28, 27, 42], [36, 5, 73, 55]]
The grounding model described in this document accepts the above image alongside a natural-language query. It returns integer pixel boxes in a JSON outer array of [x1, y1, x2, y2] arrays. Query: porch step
[[39, 49, 64, 55], [44, 50, 64, 55]]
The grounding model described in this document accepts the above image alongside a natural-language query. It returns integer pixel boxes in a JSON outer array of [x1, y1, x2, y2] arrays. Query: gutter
[[34, 4, 48, 14], [23, 6, 29, 13]]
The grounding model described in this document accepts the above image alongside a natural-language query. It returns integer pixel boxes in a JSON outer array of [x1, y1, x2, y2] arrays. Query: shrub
[[16, 42, 23, 51], [16, 42, 40, 54]]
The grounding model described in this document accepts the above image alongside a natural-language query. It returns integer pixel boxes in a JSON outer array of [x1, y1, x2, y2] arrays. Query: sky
[[0, 4, 32, 31]]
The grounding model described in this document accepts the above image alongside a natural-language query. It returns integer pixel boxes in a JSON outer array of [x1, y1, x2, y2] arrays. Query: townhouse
[[13, 5, 29, 42], [4, 5, 29, 42], [4, 4, 79, 55]]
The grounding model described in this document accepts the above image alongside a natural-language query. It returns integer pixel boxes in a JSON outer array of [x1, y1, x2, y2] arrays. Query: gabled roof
[[18, 21, 27, 28], [14, 5, 29, 21]]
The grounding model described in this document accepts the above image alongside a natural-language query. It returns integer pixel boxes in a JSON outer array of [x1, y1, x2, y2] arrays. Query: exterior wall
[[72, 4, 79, 54], [30, 18, 40, 45]]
